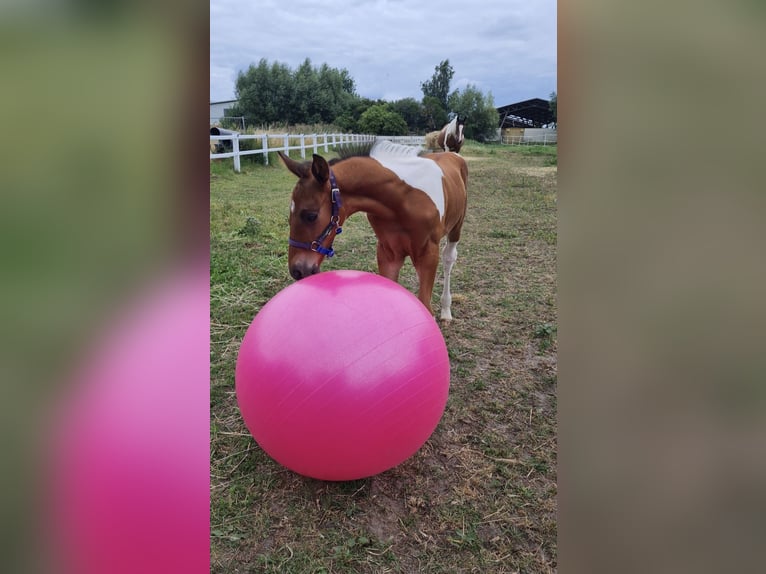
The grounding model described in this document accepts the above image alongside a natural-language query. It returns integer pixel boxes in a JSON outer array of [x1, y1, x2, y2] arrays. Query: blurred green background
[[0, 2, 209, 572]]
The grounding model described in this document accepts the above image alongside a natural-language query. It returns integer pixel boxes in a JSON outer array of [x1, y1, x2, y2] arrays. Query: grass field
[[210, 141, 557, 573]]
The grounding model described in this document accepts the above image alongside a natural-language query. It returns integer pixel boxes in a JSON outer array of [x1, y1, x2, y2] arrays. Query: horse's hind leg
[[440, 240, 459, 321]]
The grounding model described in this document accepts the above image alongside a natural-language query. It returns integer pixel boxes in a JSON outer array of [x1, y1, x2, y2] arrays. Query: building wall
[[210, 100, 238, 124]]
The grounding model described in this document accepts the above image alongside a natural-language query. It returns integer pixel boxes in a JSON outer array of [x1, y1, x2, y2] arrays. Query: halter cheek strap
[[288, 170, 343, 257]]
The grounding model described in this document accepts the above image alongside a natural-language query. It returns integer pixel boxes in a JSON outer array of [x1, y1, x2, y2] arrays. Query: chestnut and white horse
[[436, 115, 466, 153], [278, 141, 468, 320]]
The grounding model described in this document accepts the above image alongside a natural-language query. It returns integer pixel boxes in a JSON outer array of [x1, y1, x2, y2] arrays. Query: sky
[[210, 0, 556, 108]]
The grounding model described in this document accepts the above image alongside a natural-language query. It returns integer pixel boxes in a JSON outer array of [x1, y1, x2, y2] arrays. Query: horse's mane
[[330, 139, 423, 164], [370, 140, 423, 158], [329, 141, 376, 164]]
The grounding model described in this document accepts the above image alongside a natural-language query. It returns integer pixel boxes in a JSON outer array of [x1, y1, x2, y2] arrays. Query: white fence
[[210, 132, 426, 172], [503, 128, 557, 146]]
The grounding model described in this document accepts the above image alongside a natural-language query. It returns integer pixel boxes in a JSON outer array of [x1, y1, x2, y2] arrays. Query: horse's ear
[[278, 151, 308, 178], [311, 154, 329, 185]]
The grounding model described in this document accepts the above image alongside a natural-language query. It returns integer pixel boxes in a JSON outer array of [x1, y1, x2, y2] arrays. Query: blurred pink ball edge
[[236, 270, 450, 481], [44, 262, 210, 574]]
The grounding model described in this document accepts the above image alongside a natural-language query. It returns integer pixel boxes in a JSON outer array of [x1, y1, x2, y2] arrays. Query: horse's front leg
[[376, 242, 405, 284]]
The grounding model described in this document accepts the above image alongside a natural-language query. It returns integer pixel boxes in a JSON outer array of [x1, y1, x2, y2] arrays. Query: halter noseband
[[288, 170, 343, 257]]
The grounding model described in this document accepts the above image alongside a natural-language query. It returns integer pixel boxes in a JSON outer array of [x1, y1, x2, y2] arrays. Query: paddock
[[210, 141, 557, 573]]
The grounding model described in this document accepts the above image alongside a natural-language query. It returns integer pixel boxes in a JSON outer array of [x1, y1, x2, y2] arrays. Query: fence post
[[232, 134, 240, 173], [262, 134, 269, 164], [324, 133, 329, 153], [313, 134, 318, 155], [283, 134, 289, 157]]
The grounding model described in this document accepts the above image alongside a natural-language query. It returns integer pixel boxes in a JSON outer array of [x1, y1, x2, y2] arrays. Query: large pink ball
[[236, 270, 450, 481], [47, 264, 210, 574]]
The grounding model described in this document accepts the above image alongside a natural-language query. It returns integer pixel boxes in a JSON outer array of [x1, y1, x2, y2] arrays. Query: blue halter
[[288, 170, 343, 257]]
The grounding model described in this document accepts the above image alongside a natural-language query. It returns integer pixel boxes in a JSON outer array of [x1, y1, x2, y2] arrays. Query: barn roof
[[496, 98, 554, 128]]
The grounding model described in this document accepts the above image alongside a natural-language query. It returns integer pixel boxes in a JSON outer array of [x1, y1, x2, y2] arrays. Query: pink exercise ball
[[235, 270, 450, 481], [47, 264, 209, 574]]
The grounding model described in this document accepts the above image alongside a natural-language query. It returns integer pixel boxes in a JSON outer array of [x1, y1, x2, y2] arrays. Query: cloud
[[210, 0, 556, 106]]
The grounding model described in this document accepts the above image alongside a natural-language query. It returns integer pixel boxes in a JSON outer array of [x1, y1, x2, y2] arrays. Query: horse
[[436, 115, 466, 153], [278, 140, 468, 321]]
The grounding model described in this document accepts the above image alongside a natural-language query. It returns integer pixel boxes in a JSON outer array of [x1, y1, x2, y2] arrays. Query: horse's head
[[456, 115, 466, 142], [278, 151, 343, 281], [443, 115, 465, 152]]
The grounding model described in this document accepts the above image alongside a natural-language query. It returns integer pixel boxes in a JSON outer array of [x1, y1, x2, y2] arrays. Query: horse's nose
[[290, 263, 319, 281]]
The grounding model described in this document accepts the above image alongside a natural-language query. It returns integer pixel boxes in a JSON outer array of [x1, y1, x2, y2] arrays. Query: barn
[[210, 99, 238, 125], [496, 98, 556, 143]]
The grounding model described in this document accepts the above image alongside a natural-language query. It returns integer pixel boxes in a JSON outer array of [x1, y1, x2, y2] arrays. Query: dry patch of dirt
[[513, 166, 557, 177]]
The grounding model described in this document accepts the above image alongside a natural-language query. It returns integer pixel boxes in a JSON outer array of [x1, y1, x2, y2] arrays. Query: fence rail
[[210, 132, 427, 172], [503, 133, 558, 145]]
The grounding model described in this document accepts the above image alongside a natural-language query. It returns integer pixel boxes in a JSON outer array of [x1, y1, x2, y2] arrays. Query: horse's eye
[[301, 211, 318, 223]]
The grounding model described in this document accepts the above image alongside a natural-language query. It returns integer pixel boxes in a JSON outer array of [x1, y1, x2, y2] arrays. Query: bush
[[356, 104, 408, 135]]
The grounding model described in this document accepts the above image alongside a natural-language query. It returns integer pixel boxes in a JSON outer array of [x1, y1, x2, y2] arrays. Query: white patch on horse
[[290, 200, 295, 213], [445, 116, 457, 137], [370, 140, 445, 218]]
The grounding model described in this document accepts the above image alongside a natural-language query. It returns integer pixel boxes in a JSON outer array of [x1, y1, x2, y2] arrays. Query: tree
[[317, 64, 357, 123], [290, 58, 322, 124], [335, 97, 376, 132], [389, 98, 425, 133], [421, 96, 448, 131], [357, 104, 408, 135], [448, 84, 500, 141], [233, 58, 359, 127], [420, 59, 454, 110], [232, 58, 293, 126]]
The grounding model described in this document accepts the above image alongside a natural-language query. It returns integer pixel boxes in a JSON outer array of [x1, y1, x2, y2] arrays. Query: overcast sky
[[210, 0, 556, 107]]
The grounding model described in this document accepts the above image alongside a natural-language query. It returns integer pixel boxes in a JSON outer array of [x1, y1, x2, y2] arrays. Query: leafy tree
[[421, 96, 448, 131], [317, 64, 357, 122], [333, 112, 356, 132], [357, 104, 408, 135], [448, 84, 500, 141], [233, 58, 359, 127], [389, 98, 425, 133], [290, 58, 322, 124], [231, 59, 293, 125], [420, 59, 454, 110], [335, 97, 376, 132]]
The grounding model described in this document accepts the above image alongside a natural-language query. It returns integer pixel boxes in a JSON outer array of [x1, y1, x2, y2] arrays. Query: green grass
[[210, 140, 557, 573]]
